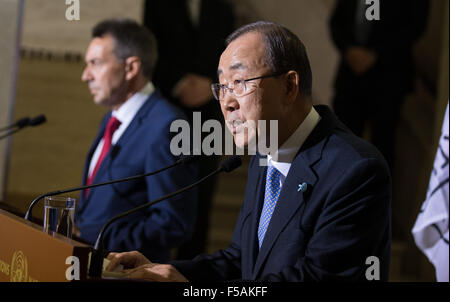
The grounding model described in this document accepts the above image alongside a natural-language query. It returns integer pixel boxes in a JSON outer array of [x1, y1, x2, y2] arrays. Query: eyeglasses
[[211, 71, 286, 101]]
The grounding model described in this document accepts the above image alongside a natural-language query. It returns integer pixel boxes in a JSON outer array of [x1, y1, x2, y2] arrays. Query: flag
[[412, 102, 449, 282]]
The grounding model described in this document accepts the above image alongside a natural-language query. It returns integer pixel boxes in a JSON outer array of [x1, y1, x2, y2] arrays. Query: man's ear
[[124, 56, 142, 81], [284, 70, 299, 103]]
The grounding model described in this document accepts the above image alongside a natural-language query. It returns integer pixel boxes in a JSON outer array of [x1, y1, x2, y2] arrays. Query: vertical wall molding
[[0, 0, 25, 201]]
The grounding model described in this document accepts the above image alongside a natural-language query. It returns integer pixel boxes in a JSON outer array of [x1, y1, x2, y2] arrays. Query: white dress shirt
[[87, 82, 155, 178], [266, 106, 321, 188]]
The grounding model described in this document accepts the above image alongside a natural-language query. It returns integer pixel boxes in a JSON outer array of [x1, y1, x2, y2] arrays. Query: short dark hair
[[92, 18, 157, 80], [226, 21, 312, 96]]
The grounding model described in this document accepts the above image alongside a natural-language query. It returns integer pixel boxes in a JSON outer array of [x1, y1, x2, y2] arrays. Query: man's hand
[[345, 46, 377, 76], [124, 263, 189, 282], [106, 251, 151, 271], [106, 251, 188, 282], [174, 73, 213, 108]]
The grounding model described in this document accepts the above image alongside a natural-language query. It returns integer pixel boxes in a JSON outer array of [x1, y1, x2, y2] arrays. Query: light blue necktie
[[257, 165, 282, 248]]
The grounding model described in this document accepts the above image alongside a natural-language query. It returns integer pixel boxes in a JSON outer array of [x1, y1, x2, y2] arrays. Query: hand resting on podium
[[87, 252, 125, 278], [106, 251, 188, 282]]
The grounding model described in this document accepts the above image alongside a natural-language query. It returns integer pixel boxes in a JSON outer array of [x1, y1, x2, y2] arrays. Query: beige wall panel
[[5, 0, 144, 216], [22, 0, 144, 53], [6, 59, 107, 217]]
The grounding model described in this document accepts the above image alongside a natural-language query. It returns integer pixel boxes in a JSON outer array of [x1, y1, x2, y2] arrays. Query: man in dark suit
[[143, 0, 235, 259], [330, 0, 429, 169], [74, 19, 198, 263], [106, 21, 392, 281]]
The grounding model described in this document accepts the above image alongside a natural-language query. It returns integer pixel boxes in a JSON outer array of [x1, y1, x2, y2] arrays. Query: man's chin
[[233, 134, 257, 153], [233, 138, 247, 150], [93, 96, 108, 106]]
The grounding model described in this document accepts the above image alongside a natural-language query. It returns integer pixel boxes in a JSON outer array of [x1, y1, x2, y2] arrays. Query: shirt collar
[[111, 82, 155, 124], [267, 106, 320, 178]]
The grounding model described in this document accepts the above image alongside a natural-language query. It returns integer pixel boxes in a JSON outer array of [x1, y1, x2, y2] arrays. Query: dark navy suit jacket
[[172, 105, 391, 281], [75, 91, 198, 263]]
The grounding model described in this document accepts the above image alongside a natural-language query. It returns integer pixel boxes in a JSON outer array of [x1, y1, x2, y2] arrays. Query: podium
[[0, 209, 91, 282]]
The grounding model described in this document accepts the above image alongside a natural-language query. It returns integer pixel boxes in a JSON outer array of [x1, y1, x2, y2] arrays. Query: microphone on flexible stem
[[88, 155, 242, 278], [29, 114, 47, 126], [0, 117, 31, 132], [24, 154, 198, 221], [0, 114, 47, 140]]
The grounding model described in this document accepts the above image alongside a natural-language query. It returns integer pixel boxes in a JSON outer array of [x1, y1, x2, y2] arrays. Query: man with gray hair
[[106, 21, 391, 282], [75, 18, 198, 263]]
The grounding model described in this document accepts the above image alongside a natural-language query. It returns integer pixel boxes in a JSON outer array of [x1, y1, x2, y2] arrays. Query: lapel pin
[[297, 182, 308, 192]]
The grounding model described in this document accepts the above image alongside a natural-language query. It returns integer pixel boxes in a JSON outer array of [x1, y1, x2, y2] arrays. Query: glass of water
[[43, 196, 75, 238]]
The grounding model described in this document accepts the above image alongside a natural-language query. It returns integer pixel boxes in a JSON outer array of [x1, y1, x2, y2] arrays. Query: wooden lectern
[[0, 209, 91, 282]]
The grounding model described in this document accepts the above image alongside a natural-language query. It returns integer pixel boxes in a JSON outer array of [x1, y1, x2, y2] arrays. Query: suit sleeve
[[144, 128, 199, 249], [102, 117, 199, 260], [170, 156, 255, 281], [170, 184, 248, 281], [171, 229, 242, 282], [260, 158, 392, 281]]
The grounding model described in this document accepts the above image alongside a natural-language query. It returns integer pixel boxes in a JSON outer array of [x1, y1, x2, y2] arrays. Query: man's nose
[[221, 91, 239, 112], [81, 66, 92, 82]]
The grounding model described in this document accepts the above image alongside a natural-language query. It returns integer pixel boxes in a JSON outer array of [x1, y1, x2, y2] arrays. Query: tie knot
[[266, 165, 281, 184], [106, 116, 121, 134]]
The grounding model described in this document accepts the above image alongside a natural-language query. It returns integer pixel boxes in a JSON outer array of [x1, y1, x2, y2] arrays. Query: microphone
[[0, 117, 31, 132], [29, 114, 46, 126], [0, 114, 47, 140], [88, 155, 242, 278], [23, 154, 198, 221]]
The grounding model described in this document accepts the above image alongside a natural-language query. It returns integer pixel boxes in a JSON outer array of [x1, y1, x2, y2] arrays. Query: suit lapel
[[241, 156, 267, 278], [76, 114, 110, 216], [252, 154, 318, 278], [82, 92, 160, 203], [83, 115, 110, 183], [252, 106, 333, 278], [93, 92, 160, 179]]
